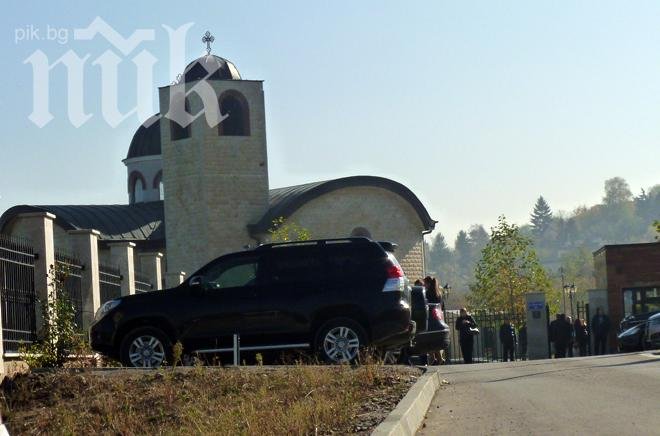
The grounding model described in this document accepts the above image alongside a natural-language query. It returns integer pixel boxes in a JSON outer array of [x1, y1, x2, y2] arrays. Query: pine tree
[[530, 196, 553, 236], [429, 233, 452, 265]]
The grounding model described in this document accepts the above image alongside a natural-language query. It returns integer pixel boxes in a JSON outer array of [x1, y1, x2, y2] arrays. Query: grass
[[1, 364, 420, 435]]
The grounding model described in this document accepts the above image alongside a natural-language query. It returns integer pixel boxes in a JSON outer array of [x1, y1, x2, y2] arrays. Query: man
[[591, 307, 611, 355], [566, 316, 575, 357], [455, 308, 478, 364], [550, 314, 571, 358], [518, 323, 528, 360], [499, 320, 517, 362]]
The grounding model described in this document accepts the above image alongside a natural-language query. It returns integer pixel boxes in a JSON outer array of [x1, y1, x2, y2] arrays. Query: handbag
[[469, 327, 480, 335]]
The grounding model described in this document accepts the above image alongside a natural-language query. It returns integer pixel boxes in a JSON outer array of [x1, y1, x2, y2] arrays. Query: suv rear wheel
[[120, 327, 172, 368], [315, 317, 367, 363]]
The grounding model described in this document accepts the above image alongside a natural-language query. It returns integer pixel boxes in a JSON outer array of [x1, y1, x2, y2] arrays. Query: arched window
[[129, 171, 147, 204], [218, 91, 250, 136], [153, 170, 164, 200], [170, 96, 191, 140], [350, 227, 372, 239]]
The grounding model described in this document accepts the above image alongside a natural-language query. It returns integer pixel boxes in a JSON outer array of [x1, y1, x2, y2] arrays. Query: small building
[[593, 242, 660, 328]]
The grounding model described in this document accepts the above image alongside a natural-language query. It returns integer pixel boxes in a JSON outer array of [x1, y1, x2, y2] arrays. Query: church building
[[0, 36, 436, 287]]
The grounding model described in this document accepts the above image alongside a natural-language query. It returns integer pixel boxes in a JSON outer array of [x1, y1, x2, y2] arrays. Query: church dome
[[126, 114, 161, 159], [183, 55, 241, 82]]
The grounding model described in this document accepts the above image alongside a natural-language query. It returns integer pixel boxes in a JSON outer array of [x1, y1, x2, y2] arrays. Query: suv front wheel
[[120, 326, 172, 368], [315, 317, 367, 364]]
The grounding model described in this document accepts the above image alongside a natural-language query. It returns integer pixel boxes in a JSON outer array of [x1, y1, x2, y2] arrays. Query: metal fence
[[55, 250, 85, 330], [99, 263, 122, 303], [134, 270, 154, 294], [0, 234, 37, 353], [445, 309, 527, 364]]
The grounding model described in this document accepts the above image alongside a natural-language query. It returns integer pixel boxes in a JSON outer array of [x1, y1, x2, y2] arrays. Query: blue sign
[[527, 301, 544, 311]]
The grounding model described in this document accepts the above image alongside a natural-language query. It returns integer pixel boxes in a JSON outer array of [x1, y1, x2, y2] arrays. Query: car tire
[[314, 317, 367, 364], [120, 326, 173, 368]]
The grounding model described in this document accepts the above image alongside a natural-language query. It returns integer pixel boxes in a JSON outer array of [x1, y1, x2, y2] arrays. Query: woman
[[574, 318, 589, 356], [424, 277, 445, 365], [455, 307, 478, 364]]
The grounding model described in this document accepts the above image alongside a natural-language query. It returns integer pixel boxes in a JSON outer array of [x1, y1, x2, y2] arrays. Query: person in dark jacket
[[455, 308, 478, 364], [549, 314, 572, 358], [518, 323, 528, 360], [566, 316, 575, 357], [591, 307, 611, 355], [424, 276, 446, 365], [499, 320, 517, 362], [574, 318, 589, 356]]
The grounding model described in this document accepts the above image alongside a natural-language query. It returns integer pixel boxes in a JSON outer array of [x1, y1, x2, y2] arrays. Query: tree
[[530, 196, 553, 236], [603, 177, 633, 206], [428, 232, 452, 267], [268, 217, 311, 242], [469, 216, 553, 314]]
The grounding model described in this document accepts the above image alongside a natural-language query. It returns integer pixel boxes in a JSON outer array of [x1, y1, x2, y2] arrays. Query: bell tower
[[158, 33, 269, 280]]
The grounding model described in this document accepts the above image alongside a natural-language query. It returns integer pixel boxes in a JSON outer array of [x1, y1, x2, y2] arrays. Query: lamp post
[[564, 284, 576, 319], [560, 267, 567, 315], [443, 283, 451, 311]]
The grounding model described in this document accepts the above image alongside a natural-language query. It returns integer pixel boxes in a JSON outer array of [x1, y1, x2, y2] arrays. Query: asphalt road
[[419, 351, 660, 436]]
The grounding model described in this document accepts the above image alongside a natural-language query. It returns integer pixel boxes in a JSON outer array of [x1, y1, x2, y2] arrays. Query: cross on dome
[[202, 31, 215, 56]]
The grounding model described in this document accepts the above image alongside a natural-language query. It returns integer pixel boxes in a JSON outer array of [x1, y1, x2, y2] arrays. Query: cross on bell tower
[[202, 31, 215, 56]]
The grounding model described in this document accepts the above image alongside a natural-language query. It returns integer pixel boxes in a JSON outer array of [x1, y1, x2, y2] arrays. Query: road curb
[[371, 367, 441, 436]]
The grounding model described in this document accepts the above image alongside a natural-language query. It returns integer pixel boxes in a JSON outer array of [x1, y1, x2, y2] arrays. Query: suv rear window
[[262, 247, 322, 285], [324, 243, 385, 281]]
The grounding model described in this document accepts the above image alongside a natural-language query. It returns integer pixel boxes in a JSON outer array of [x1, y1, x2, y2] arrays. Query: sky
[[1, 1, 659, 246]]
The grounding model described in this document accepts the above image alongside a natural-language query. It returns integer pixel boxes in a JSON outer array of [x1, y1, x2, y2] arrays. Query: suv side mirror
[[189, 275, 205, 294]]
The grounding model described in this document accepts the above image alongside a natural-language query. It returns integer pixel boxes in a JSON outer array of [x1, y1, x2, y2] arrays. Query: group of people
[[456, 313, 527, 364], [549, 307, 611, 358]]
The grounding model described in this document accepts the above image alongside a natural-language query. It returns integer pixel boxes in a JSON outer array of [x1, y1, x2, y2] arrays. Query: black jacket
[[550, 318, 572, 345], [591, 314, 611, 337], [455, 315, 477, 341], [574, 321, 589, 343], [499, 323, 517, 347]]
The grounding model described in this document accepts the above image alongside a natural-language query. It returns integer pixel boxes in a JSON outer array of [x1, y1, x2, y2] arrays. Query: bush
[[20, 264, 87, 368]]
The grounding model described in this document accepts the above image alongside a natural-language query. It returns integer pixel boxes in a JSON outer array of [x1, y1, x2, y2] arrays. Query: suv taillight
[[382, 254, 406, 292], [386, 264, 403, 279], [431, 306, 444, 322]]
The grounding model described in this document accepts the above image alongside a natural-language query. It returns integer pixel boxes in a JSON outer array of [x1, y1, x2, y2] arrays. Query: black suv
[[90, 238, 415, 367]]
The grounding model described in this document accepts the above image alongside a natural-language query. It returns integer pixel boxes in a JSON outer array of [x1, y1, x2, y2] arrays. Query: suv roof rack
[[255, 237, 373, 251]]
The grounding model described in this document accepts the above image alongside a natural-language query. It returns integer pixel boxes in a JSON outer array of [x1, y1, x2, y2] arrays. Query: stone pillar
[[165, 271, 186, 288], [68, 229, 101, 329], [138, 252, 164, 290], [109, 242, 136, 296], [525, 292, 548, 360], [18, 212, 56, 334]]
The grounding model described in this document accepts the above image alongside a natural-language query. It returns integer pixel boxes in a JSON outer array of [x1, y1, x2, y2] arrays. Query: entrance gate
[[445, 309, 527, 363]]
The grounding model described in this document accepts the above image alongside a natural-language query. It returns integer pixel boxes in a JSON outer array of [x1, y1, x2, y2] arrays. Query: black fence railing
[[134, 271, 153, 294], [445, 309, 527, 364], [99, 263, 122, 304], [55, 250, 85, 330], [0, 234, 37, 353]]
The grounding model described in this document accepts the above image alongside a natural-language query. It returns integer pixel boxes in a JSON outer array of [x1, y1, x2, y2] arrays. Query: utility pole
[[560, 267, 566, 315]]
